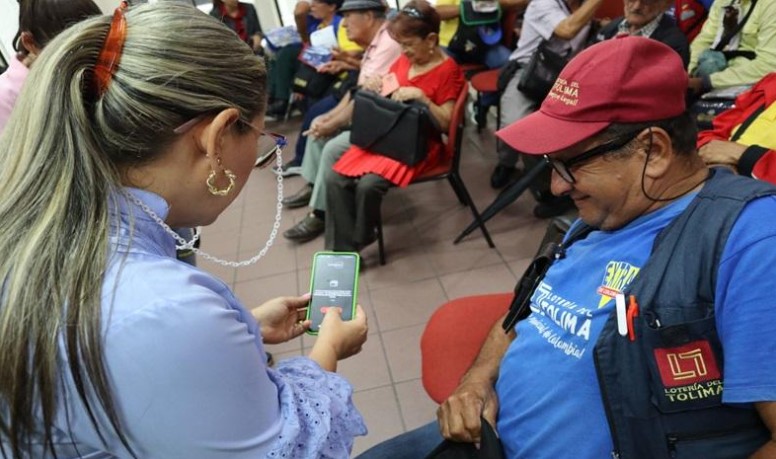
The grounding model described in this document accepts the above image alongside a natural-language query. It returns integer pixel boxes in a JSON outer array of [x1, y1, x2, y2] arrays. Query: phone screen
[[306, 252, 360, 334]]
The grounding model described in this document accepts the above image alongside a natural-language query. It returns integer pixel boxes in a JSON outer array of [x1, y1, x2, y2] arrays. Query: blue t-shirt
[[495, 193, 776, 459]]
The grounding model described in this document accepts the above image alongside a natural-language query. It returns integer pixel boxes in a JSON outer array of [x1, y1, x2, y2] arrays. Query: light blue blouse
[[37, 189, 366, 458]]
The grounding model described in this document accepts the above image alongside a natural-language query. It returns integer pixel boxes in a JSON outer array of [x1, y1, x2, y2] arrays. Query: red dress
[[333, 54, 465, 187]]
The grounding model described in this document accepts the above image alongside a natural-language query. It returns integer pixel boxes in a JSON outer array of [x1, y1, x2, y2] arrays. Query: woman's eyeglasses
[[544, 130, 643, 184], [173, 115, 287, 169]]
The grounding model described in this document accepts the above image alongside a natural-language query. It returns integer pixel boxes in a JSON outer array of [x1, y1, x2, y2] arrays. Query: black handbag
[[292, 63, 336, 98], [517, 40, 571, 102], [350, 90, 439, 166]]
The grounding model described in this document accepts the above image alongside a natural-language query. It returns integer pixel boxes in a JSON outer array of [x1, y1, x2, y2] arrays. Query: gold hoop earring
[[207, 169, 237, 196]]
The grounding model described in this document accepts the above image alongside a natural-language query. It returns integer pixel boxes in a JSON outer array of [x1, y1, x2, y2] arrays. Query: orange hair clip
[[93, 1, 129, 97]]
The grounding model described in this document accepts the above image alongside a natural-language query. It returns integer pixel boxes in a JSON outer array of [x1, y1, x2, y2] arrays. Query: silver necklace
[[125, 151, 284, 267]]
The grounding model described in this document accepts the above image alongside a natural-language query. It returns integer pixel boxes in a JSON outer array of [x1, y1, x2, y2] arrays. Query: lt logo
[[667, 348, 708, 380], [654, 340, 721, 387]]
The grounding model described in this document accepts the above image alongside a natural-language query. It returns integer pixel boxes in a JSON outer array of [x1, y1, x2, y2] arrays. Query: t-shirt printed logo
[[596, 261, 640, 308], [528, 281, 593, 359]]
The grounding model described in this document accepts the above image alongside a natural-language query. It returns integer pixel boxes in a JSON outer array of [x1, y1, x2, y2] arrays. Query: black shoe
[[282, 184, 313, 209], [533, 196, 575, 219], [490, 165, 516, 189], [283, 213, 325, 242]]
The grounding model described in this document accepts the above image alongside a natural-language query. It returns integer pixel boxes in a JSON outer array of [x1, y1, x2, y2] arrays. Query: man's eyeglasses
[[544, 130, 643, 184], [173, 115, 287, 169]]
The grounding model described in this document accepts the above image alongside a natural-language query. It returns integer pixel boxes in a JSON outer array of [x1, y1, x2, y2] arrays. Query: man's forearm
[[461, 314, 515, 384]]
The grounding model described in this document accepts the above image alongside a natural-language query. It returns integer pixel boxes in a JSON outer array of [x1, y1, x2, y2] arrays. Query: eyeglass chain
[[124, 149, 284, 267]]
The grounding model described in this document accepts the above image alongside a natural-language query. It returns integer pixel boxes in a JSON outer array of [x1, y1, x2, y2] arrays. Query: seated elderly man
[[357, 37, 776, 459], [281, 0, 401, 243], [698, 72, 776, 184], [594, 0, 689, 66], [687, 0, 776, 95]]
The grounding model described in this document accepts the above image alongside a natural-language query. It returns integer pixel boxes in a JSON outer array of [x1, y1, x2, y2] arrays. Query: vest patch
[[653, 339, 723, 407]]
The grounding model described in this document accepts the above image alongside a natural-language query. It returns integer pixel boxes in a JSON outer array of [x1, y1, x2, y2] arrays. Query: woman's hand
[[308, 305, 368, 371], [390, 86, 427, 103], [252, 295, 311, 344], [361, 75, 383, 94]]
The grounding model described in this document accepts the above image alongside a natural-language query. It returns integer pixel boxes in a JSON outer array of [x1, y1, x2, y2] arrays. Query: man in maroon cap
[[358, 36, 776, 459], [433, 35, 776, 459]]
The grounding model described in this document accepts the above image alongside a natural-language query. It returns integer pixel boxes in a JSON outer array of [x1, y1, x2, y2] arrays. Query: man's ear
[[200, 108, 241, 165], [641, 127, 673, 179], [20, 31, 41, 56]]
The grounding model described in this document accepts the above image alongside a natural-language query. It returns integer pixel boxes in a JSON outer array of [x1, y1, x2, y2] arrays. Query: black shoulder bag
[[350, 90, 440, 166], [517, 0, 574, 102]]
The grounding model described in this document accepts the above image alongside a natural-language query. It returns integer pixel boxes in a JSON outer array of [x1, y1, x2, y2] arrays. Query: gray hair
[[0, 3, 266, 457]]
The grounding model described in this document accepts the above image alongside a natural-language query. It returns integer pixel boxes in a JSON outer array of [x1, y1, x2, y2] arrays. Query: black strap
[[730, 103, 766, 142], [713, 0, 758, 52], [502, 223, 593, 333]]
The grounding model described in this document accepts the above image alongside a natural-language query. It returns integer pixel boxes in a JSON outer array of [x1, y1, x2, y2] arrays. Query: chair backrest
[[447, 81, 470, 171]]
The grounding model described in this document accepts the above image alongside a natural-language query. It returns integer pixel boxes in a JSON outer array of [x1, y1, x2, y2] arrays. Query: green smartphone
[[305, 251, 360, 335]]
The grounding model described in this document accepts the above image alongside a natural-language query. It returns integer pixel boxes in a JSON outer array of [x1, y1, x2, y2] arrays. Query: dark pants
[[293, 94, 339, 165], [324, 171, 392, 251], [355, 421, 442, 459], [267, 43, 302, 101]]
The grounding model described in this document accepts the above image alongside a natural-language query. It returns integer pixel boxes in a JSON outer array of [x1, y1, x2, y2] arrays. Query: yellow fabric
[[337, 22, 363, 52], [438, 0, 461, 47], [732, 102, 776, 150]]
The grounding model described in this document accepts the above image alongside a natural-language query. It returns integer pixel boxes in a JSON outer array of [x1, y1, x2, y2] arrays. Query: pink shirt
[[357, 21, 401, 85], [0, 57, 29, 133]]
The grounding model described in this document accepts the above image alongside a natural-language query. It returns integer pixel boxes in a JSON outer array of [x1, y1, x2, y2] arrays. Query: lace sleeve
[[265, 357, 367, 458]]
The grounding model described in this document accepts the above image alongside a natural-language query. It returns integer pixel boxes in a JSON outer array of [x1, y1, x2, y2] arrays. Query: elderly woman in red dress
[[323, 0, 464, 252]]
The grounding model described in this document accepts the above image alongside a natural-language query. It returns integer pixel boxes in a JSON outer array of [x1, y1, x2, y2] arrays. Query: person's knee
[[356, 175, 390, 197]]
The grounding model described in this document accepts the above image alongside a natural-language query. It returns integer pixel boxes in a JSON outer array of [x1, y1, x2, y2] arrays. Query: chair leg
[[447, 175, 467, 205], [283, 93, 295, 122], [476, 92, 485, 133], [496, 100, 501, 130], [376, 208, 386, 265], [449, 172, 495, 248]]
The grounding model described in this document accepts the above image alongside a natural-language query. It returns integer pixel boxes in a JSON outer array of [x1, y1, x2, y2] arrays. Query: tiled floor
[[199, 111, 548, 455]]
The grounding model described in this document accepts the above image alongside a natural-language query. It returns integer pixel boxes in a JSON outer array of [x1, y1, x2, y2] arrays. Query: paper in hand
[[381, 73, 400, 97]]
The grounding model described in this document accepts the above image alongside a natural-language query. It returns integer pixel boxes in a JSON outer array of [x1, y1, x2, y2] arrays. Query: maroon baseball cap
[[496, 36, 688, 155]]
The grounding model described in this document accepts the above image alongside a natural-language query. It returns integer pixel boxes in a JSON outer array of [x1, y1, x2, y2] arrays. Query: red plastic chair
[[374, 82, 495, 265], [421, 293, 512, 403]]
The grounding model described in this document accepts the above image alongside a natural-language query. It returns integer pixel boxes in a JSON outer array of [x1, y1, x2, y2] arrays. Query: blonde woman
[[0, 3, 367, 458]]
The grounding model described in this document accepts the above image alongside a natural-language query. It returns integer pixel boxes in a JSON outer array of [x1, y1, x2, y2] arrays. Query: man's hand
[[437, 376, 500, 443], [699, 140, 747, 169], [252, 295, 311, 344], [318, 60, 347, 74], [688, 76, 705, 95], [305, 114, 339, 139]]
